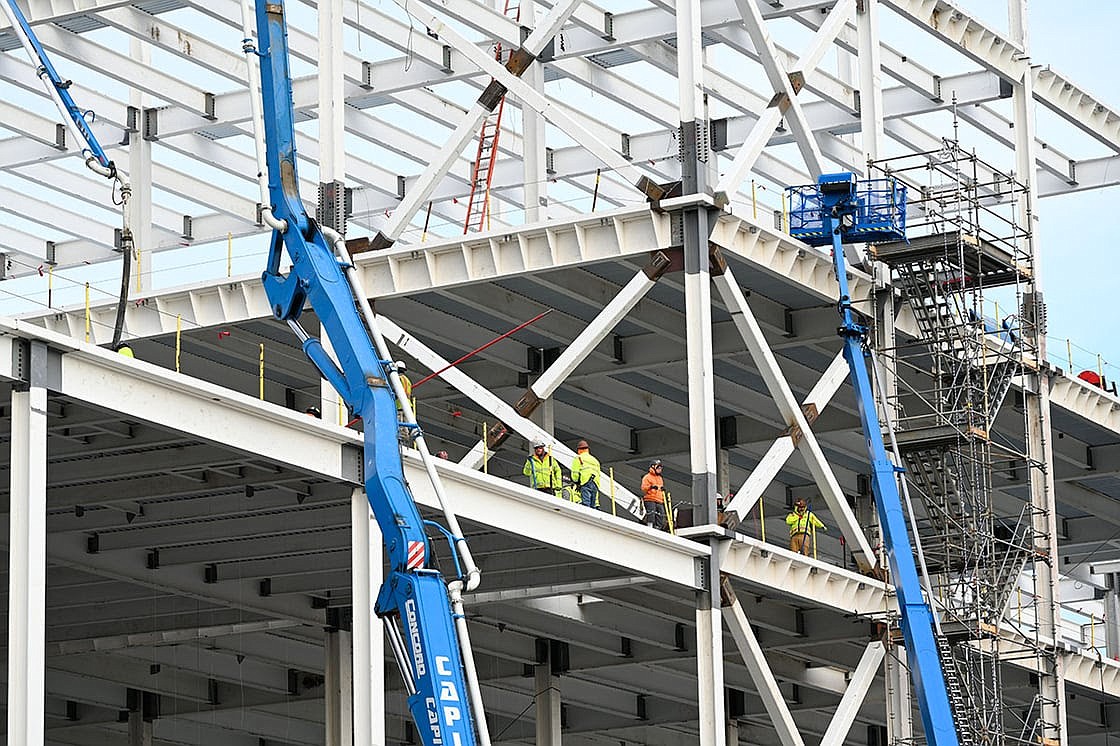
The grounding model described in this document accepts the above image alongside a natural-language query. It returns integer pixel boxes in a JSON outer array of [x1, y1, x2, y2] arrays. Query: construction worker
[[786, 498, 826, 555], [523, 441, 562, 496], [304, 406, 321, 418], [394, 361, 415, 418], [641, 459, 668, 530], [436, 450, 450, 460], [570, 439, 601, 509]]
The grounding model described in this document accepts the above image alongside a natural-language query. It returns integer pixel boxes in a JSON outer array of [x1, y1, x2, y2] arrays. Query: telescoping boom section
[[788, 173, 961, 746], [249, 1, 485, 744]]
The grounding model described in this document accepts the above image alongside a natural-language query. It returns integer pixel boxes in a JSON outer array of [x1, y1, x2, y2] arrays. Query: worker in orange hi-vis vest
[[785, 499, 826, 555], [641, 459, 668, 530]]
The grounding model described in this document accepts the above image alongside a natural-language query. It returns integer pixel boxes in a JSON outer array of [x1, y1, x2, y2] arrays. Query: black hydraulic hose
[[110, 244, 131, 350]]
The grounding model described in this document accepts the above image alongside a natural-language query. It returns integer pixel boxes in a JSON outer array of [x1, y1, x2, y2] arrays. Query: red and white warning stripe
[[406, 540, 425, 570]]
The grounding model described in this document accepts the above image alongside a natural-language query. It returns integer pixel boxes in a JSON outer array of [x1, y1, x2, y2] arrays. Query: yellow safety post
[[227, 232, 233, 277], [84, 282, 90, 343], [175, 315, 182, 372], [812, 524, 818, 560], [259, 343, 265, 400], [781, 191, 788, 232], [609, 467, 616, 516], [338, 397, 344, 426], [1067, 339, 1074, 372], [665, 491, 675, 534], [751, 180, 757, 219], [482, 422, 488, 474], [759, 497, 766, 542]]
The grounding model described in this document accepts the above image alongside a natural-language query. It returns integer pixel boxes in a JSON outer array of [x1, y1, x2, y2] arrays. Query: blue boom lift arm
[[1, 0, 134, 348], [248, 2, 487, 744], [788, 173, 961, 746]]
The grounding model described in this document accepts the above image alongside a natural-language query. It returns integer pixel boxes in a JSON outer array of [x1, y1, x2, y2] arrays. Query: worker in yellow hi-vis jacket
[[569, 439, 601, 509], [786, 499, 826, 555]]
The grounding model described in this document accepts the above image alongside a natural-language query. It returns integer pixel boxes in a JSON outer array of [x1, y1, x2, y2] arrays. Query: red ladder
[[463, 0, 521, 234]]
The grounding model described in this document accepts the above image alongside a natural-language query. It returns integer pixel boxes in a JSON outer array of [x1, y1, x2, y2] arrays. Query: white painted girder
[[725, 351, 849, 519], [722, 579, 806, 746], [714, 268, 875, 567], [722, 534, 895, 617], [731, 0, 826, 176], [0, 319, 707, 589], [882, 0, 1120, 154]]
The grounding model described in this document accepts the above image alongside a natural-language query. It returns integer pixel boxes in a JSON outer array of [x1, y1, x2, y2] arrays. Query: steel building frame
[[3, 0, 1120, 745]]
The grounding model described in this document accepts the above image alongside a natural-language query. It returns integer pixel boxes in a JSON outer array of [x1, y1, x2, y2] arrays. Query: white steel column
[[534, 655, 562, 745], [318, 0, 345, 189], [820, 642, 885, 746], [856, 0, 885, 165], [721, 578, 803, 746], [7, 350, 48, 746], [677, 0, 724, 742], [521, 0, 547, 223], [128, 710, 153, 746], [1010, 1, 1066, 742], [129, 38, 152, 293], [325, 629, 354, 746], [352, 488, 385, 745], [1106, 574, 1120, 659], [884, 644, 913, 744]]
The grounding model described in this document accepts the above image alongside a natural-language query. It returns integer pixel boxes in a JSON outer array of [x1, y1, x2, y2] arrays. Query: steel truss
[[1, 0, 1118, 745]]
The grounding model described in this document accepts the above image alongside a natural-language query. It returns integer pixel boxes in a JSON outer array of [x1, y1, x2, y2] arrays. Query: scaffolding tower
[[870, 141, 1060, 746]]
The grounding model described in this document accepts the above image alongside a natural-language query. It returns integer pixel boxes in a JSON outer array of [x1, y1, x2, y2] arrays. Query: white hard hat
[[532, 440, 547, 449], [395, 360, 407, 372]]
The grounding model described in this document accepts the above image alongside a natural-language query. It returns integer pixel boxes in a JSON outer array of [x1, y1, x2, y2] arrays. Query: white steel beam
[[713, 266, 876, 566], [721, 534, 893, 617], [720, 577, 806, 746], [7, 361, 48, 746], [725, 351, 848, 521], [819, 641, 885, 746], [376, 0, 602, 245], [533, 264, 665, 397], [731, 0, 824, 175], [882, 0, 1120, 154], [380, 315, 645, 516], [716, 0, 855, 195]]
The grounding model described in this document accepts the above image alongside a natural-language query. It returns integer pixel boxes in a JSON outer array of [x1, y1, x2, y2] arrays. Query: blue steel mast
[[789, 173, 961, 746], [246, 1, 487, 744]]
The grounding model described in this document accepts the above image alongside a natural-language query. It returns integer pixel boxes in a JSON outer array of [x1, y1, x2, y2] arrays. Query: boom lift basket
[[787, 177, 908, 246]]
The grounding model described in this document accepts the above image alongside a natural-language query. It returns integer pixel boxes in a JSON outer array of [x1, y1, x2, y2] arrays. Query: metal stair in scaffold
[[873, 227, 1033, 622], [463, 0, 520, 234]]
